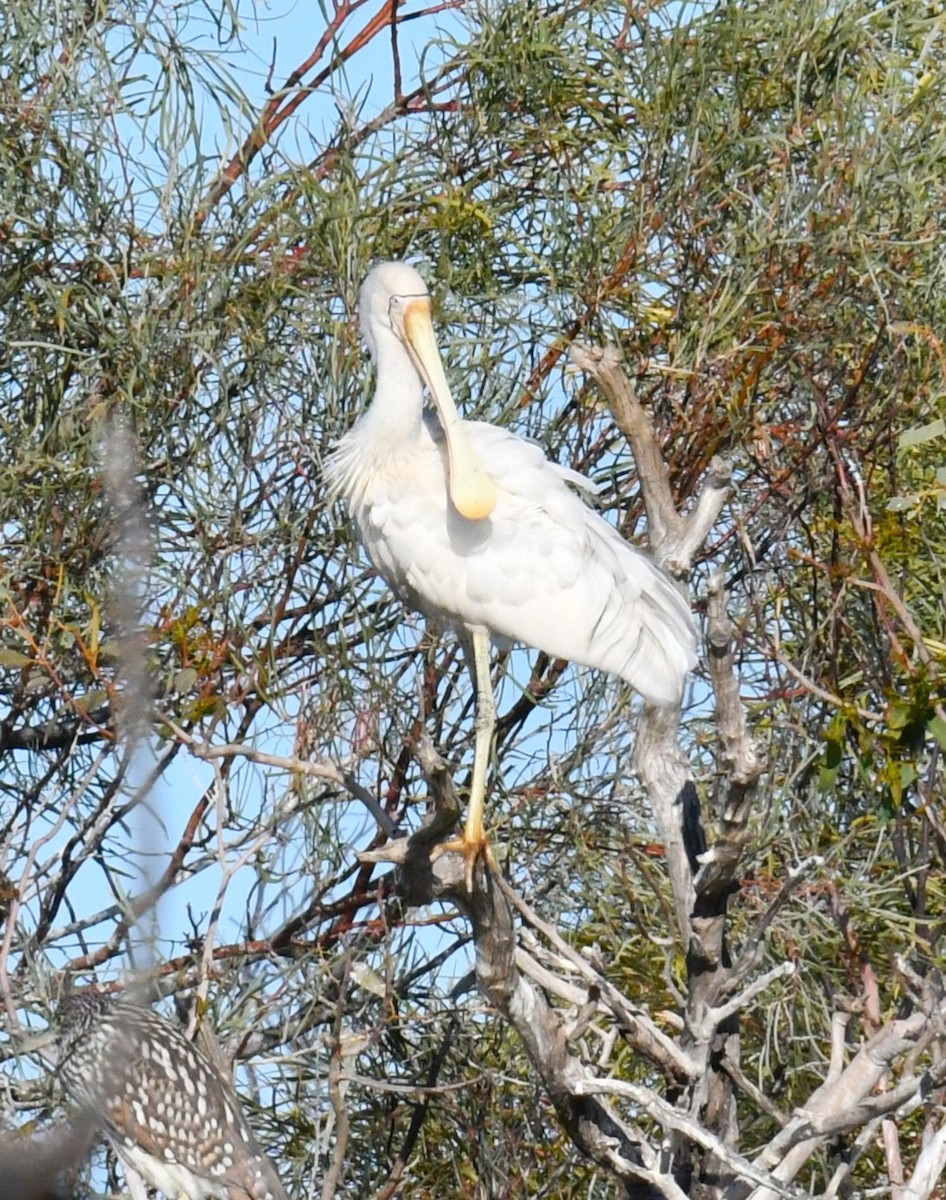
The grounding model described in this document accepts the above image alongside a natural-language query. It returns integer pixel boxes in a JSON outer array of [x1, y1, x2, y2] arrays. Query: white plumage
[[327, 261, 697, 872]]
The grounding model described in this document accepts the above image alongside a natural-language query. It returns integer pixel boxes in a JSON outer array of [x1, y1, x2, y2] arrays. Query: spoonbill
[[326, 261, 697, 879]]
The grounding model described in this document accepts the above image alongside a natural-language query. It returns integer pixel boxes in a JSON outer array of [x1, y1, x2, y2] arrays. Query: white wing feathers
[[343, 415, 697, 707]]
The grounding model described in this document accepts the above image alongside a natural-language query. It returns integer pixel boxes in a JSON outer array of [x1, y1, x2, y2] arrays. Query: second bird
[[57, 993, 287, 1200], [327, 261, 697, 875]]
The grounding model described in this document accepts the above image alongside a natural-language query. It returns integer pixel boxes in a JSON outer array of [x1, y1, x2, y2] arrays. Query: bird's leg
[[435, 628, 497, 889], [465, 626, 495, 859]]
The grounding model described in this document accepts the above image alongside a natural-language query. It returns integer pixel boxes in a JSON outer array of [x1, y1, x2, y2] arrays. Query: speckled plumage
[[56, 993, 287, 1200]]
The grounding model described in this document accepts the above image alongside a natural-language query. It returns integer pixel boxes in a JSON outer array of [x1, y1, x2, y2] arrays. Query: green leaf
[[886, 700, 913, 731], [73, 689, 109, 714], [898, 418, 946, 450], [0, 648, 33, 667], [927, 716, 946, 752], [819, 738, 844, 791]]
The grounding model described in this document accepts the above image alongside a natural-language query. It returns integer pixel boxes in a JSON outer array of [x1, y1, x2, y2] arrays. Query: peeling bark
[[366, 343, 946, 1200]]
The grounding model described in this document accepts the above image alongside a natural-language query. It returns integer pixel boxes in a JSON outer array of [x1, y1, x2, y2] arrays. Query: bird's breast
[[331, 409, 696, 701], [348, 441, 491, 618]]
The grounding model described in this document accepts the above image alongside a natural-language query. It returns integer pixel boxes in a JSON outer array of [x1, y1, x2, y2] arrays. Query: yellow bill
[[401, 298, 497, 521]]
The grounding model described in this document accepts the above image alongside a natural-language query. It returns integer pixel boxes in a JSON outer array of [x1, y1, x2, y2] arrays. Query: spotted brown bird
[[56, 993, 287, 1200]]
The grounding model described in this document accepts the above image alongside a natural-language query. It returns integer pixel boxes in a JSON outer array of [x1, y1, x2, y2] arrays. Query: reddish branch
[[66, 792, 211, 973], [195, 0, 464, 226]]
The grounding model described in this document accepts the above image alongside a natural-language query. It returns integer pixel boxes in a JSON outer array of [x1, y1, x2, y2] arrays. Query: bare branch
[[571, 1078, 800, 1199], [499, 877, 698, 1082], [901, 1119, 946, 1200], [704, 961, 796, 1032], [569, 342, 684, 555], [740, 1012, 936, 1200], [672, 457, 733, 568], [694, 573, 764, 906]]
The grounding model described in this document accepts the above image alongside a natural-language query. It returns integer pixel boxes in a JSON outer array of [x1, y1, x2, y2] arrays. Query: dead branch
[[570, 1078, 800, 1199], [500, 877, 698, 1083], [568, 341, 734, 946], [695, 573, 764, 906], [902, 1120, 946, 1200], [734, 1011, 942, 1200], [388, 746, 690, 1199], [567, 342, 730, 568]]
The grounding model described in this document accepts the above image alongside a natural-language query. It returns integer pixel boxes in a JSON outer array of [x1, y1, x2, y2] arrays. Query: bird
[[326, 260, 697, 879], [55, 991, 288, 1200]]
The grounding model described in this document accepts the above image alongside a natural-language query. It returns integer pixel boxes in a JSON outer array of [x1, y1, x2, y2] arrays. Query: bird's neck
[[361, 340, 426, 445]]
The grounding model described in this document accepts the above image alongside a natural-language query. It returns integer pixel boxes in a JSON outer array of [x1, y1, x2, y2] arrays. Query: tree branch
[[734, 1012, 938, 1200], [389, 746, 690, 1199], [694, 572, 764, 907]]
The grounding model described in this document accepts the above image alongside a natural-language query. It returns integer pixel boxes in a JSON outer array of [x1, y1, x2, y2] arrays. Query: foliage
[[1, 0, 944, 1196]]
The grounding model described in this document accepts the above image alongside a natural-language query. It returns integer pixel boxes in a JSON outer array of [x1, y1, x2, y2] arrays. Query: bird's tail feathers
[[622, 578, 697, 706]]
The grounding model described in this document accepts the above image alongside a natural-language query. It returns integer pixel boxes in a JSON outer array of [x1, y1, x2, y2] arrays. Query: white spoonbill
[[326, 261, 697, 877]]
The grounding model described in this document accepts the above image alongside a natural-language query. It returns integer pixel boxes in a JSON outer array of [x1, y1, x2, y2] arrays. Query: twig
[[196, 0, 464, 224], [720, 1055, 790, 1127], [1, 746, 112, 1020], [704, 962, 796, 1032], [571, 1078, 800, 1198], [163, 716, 395, 836]]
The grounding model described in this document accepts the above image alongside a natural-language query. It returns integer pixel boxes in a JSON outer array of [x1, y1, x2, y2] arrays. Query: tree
[[1, 0, 945, 1197]]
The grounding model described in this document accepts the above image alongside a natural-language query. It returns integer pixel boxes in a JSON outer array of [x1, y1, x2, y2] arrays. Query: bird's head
[[54, 991, 120, 1071], [57, 990, 112, 1023], [358, 261, 429, 356], [358, 261, 497, 521]]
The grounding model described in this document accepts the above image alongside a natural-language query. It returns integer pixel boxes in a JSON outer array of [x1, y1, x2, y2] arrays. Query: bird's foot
[[432, 830, 496, 892]]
